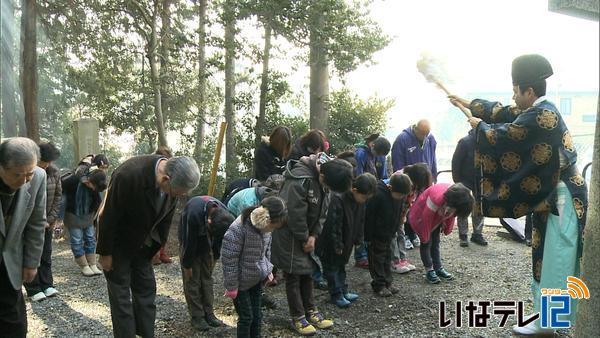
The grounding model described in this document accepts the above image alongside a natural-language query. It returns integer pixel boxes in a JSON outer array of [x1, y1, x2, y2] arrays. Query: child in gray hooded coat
[[221, 196, 287, 338]]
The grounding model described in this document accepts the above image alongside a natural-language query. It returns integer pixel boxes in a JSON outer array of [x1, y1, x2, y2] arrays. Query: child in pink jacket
[[409, 183, 474, 284]]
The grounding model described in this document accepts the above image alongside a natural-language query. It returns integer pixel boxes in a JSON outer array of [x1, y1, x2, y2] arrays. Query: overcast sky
[[167, 0, 599, 155], [342, 0, 599, 134]]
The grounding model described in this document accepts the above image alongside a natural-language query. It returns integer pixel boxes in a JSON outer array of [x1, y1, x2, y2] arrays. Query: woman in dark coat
[[254, 126, 292, 181], [288, 129, 329, 161]]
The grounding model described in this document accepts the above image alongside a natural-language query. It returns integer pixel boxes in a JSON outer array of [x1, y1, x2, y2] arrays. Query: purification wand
[[416, 53, 472, 118]]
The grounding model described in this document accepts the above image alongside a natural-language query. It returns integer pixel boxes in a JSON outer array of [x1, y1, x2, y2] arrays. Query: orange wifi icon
[[566, 276, 590, 300]]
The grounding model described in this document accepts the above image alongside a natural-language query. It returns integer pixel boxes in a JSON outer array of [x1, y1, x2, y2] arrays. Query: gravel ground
[[26, 224, 574, 338]]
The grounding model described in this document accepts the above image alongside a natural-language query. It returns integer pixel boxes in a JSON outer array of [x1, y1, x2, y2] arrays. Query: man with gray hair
[[0, 137, 47, 337], [97, 154, 199, 338]]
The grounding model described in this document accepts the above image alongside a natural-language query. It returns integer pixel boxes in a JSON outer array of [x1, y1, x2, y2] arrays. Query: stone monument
[[72, 118, 100, 164]]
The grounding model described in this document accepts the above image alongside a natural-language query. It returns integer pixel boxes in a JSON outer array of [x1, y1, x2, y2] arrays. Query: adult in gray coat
[[271, 153, 353, 335], [0, 138, 47, 337]]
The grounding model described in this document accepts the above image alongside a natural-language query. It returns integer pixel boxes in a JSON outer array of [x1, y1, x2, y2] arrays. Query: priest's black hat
[[511, 54, 553, 86]]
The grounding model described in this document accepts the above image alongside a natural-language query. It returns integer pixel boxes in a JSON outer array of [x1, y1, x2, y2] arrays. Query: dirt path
[[26, 225, 574, 337]]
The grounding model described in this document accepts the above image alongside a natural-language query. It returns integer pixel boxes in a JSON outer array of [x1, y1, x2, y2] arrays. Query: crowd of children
[[27, 126, 476, 337], [163, 126, 478, 337]]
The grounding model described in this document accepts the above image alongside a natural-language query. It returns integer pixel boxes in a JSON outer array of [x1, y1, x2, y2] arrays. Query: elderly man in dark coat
[[97, 154, 200, 338], [0, 137, 47, 337]]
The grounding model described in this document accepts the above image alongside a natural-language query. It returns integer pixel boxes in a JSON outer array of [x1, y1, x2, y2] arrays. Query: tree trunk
[[145, 126, 156, 152], [576, 96, 600, 337], [193, 0, 207, 166], [148, 0, 168, 147], [223, 6, 237, 179], [17, 114, 27, 137], [255, 23, 272, 148], [159, 0, 171, 122], [20, 0, 39, 142], [309, 25, 329, 133], [1, 0, 18, 137]]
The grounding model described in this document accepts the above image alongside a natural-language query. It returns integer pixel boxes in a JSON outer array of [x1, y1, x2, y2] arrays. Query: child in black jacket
[[317, 173, 377, 308], [364, 172, 412, 297]]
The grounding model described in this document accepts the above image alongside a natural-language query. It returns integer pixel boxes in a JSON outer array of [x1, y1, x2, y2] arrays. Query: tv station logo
[[439, 276, 590, 329]]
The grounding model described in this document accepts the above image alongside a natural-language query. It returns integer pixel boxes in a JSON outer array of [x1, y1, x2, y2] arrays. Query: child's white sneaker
[[43, 287, 59, 297], [31, 292, 46, 302], [403, 259, 416, 271], [512, 314, 555, 336], [391, 260, 411, 274], [404, 237, 414, 250]]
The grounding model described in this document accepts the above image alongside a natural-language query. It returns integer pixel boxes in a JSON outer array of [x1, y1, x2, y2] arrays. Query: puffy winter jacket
[[221, 216, 273, 291], [408, 183, 456, 244]]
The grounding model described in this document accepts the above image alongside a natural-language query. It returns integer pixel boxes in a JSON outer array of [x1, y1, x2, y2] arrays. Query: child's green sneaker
[[435, 268, 454, 281], [426, 270, 441, 284]]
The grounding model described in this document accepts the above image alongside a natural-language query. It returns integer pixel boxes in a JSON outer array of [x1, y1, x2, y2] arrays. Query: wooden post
[[208, 121, 227, 196], [576, 95, 599, 337]]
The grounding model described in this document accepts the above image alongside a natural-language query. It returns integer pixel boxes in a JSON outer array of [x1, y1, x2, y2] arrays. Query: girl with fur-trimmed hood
[[221, 196, 288, 338]]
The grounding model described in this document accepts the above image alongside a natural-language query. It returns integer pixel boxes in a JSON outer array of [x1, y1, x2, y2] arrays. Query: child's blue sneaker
[[426, 270, 441, 284], [343, 292, 359, 302], [435, 268, 454, 281], [331, 294, 351, 308]]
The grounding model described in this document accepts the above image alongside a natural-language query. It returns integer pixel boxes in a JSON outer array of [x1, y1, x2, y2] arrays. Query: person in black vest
[[451, 130, 487, 247]]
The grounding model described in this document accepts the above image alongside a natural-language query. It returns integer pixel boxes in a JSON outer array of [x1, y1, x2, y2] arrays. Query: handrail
[[435, 169, 452, 181]]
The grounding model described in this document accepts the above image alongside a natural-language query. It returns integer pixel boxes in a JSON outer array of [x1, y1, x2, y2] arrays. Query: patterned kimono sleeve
[[473, 105, 564, 219], [471, 99, 522, 124]]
